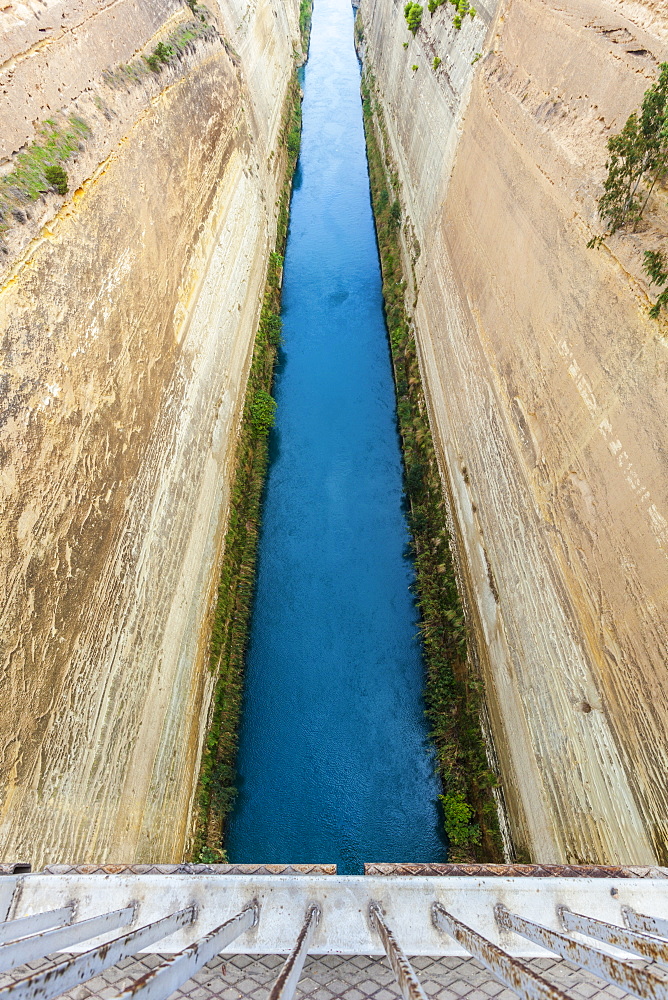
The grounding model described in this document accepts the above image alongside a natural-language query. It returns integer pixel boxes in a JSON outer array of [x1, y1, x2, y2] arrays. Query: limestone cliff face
[[360, 0, 668, 863], [0, 0, 298, 866]]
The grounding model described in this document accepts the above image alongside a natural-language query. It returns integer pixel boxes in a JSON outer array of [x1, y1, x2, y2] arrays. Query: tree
[[44, 164, 68, 195], [589, 62, 668, 243], [643, 249, 668, 319], [404, 3, 423, 34]]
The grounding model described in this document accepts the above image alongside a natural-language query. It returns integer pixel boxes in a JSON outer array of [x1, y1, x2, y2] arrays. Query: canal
[[225, 0, 446, 875]]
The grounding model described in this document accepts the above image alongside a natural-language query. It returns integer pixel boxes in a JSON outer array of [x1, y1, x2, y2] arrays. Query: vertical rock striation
[[359, 0, 668, 863], [0, 0, 299, 867]]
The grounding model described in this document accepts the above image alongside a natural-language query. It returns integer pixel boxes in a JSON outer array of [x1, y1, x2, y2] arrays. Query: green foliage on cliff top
[[360, 70, 504, 863], [588, 62, 668, 319]]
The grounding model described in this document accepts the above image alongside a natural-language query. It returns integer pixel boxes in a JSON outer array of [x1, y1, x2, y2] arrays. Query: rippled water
[[225, 0, 446, 875]]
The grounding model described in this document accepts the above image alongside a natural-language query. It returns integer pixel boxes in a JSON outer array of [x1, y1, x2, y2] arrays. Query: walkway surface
[[0, 953, 635, 1000]]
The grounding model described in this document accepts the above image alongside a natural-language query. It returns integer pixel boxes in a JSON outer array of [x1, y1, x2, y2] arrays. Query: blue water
[[225, 0, 446, 875]]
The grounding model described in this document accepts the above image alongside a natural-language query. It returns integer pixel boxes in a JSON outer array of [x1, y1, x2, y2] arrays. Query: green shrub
[[428, 0, 474, 23], [451, 0, 475, 27], [287, 126, 301, 157], [404, 2, 423, 34], [440, 792, 481, 847], [250, 389, 277, 434], [403, 41, 409, 48], [411, 63, 418, 71], [44, 164, 68, 195], [145, 41, 174, 72], [260, 308, 283, 346], [433, 56, 441, 69], [197, 845, 228, 864]]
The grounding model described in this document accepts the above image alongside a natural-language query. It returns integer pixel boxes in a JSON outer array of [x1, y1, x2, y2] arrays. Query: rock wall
[[359, 0, 668, 863], [0, 0, 298, 867]]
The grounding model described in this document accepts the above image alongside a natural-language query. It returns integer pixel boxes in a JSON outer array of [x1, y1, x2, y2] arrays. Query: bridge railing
[[0, 869, 665, 1000]]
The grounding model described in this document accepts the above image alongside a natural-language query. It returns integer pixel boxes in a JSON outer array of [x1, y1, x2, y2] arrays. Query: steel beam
[[496, 905, 668, 1000], [0, 906, 135, 974], [368, 902, 427, 1000], [108, 901, 259, 1000], [0, 908, 74, 947], [560, 908, 668, 964], [268, 904, 320, 1000], [432, 903, 570, 1000], [0, 906, 196, 1000], [623, 908, 668, 942]]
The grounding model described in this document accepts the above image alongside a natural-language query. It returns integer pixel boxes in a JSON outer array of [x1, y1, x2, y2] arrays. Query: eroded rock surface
[[0, 0, 299, 867], [359, 0, 668, 863]]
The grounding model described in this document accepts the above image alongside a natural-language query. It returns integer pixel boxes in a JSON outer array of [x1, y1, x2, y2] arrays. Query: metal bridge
[[0, 864, 666, 1000]]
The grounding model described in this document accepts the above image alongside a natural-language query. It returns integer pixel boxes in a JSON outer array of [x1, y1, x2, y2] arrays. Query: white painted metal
[[108, 902, 259, 1000], [0, 906, 135, 974], [623, 907, 668, 941], [0, 908, 74, 947], [0, 907, 196, 1000], [4, 876, 668, 958]]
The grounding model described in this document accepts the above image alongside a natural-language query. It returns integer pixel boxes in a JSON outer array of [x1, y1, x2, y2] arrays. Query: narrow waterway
[[225, 0, 446, 875]]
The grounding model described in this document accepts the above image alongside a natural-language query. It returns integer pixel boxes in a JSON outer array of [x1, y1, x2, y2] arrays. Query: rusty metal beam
[[108, 901, 259, 1000], [0, 905, 135, 974], [268, 904, 320, 1000], [0, 907, 74, 946], [368, 902, 427, 1000], [432, 903, 571, 1000], [623, 908, 668, 942], [0, 906, 196, 1000], [364, 865, 668, 879], [496, 905, 668, 999], [560, 908, 668, 964]]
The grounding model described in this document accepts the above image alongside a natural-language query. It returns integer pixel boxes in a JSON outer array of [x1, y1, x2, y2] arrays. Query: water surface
[[225, 0, 446, 874]]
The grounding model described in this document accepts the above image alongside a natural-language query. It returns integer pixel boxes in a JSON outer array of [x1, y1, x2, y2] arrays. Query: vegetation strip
[[191, 7, 312, 863], [360, 68, 503, 861]]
